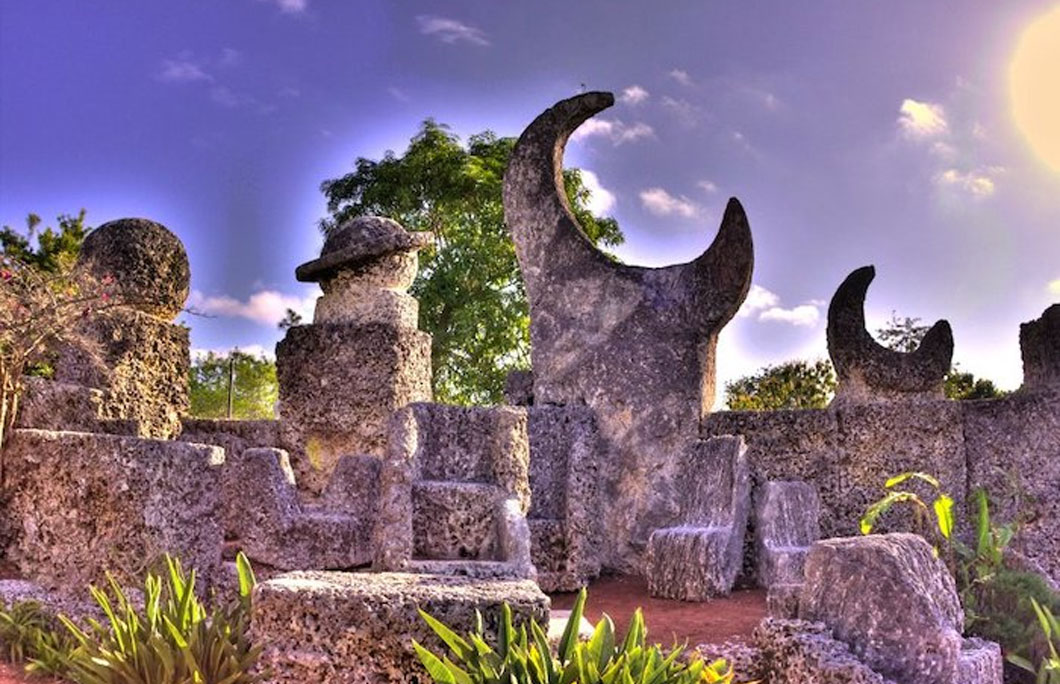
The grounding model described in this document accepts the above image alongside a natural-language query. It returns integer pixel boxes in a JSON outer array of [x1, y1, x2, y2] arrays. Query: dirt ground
[[550, 575, 768, 645], [0, 662, 60, 684]]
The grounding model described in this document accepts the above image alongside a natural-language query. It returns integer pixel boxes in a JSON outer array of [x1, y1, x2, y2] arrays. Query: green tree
[[725, 359, 837, 411], [875, 313, 1007, 400], [188, 351, 278, 420], [1, 210, 89, 273], [277, 308, 303, 331], [320, 120, 624, 405]]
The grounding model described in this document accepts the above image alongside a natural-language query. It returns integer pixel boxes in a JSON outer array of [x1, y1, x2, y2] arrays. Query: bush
[[0, 552, 261, 684], [413, 588, 748, 684], [966, 569, 1060, 674]]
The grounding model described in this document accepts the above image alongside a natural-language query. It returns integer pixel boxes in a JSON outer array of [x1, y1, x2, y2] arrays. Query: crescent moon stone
[[827, 265, 953, 402], [503, 92, 754, 570]]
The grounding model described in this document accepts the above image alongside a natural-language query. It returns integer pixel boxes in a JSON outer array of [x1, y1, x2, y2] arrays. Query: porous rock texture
[[374, 403, 534, 579], [16, 376, 107, 433], [224, 448, 376, 570], [503, 92, 753, 572], [799, 534, 964, 684], [526, 405, 602, 591], [54, 308, 189, 439], [1020, 303, 1060, 390], [295, 215, 432, 283], [957, 638, 1003, 684], [827, 265, 952, 403], [504, 369, 534, 406], [275, 322, 431, 494], [646, 436, 751, 600], [754, 481, 820, 589], [753, 619, 894, 684], [251, 571, 549, 684], [2, 429, 224, 594], [77, 217, 190, 320], [702, 400, 966, 542]]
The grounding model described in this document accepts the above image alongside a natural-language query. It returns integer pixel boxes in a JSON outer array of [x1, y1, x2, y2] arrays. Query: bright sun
[[1010, 4, 1060, 173]]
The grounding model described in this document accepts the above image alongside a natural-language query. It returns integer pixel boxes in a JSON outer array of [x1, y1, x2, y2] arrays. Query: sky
[[2, 1, 1060, 400]]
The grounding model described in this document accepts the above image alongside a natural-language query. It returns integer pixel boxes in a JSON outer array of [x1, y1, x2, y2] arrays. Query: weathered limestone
[[800, 534, 965, 684], [252, 571, 549, 684], [646, 436, 751, 600], [526, 405, 602, 591], [957, 639, 1003, 684], [754, 481, 820, 589], [374, 403, 535, 579], [754, 619, 893, 684], [277, 216, 432, 494], [2, 429, 224, 593], [223, 448, 376, 570], [1020, 303, 1060, 391], [828, 266, 953, 403], [504, 369, 534, 406], [503, 92, 753, 571], [50, 218, 191, 439]]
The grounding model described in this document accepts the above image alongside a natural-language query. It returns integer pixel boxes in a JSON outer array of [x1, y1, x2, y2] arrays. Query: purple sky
[[3, 1, 1059, 398]]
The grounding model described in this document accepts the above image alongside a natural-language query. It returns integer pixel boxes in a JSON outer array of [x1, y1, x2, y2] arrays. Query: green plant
[[58, 551, 261, 684], [0, 599, 78, 675], [860, 472, 956, 568], [413, 588, 746, 684], [1009, 599, 1060, 683]]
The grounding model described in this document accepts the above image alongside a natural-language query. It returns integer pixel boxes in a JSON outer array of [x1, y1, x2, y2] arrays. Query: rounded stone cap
[[78, 218, 190, 319], [296, 216, 433, 283]]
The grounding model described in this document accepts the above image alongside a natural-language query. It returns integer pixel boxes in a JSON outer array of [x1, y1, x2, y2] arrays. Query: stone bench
[[252, 571, 549, 683]]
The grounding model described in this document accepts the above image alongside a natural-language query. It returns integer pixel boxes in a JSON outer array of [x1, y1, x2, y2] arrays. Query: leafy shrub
[[0, 552, 261, 684], [860, 471, 956, 569], [413, 588, 747, 683], [1008, 599, 1060, 683]]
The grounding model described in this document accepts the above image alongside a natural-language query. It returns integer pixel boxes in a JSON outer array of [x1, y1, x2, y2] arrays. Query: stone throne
[[645, 435, 751, 601], [373, 403, 536, 579]]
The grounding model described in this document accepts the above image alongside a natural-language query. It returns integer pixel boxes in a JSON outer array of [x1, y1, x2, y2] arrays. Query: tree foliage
[[725, 359, 837, 411], [320, 120, 624, 405], [188, 351, 278, 420], [1, 211, 89, 274], [875, 312, 1006, 400]]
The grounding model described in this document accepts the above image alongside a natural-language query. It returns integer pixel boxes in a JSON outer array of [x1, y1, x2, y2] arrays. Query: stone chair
[[526, 405, 603, 592], [373, 403, 536, 579], [231, 448, 378, 570], [646, 435, 751, 601], [754, 480, 821, 589]]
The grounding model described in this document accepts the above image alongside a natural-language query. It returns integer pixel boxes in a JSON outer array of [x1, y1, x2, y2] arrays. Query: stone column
[[276, 216, 432, 494], [55, 218, 191, 439]]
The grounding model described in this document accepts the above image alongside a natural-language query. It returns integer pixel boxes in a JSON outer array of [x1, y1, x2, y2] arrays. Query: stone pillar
[[55, 218, 191, 439], [276, 216, 432, 494], [1020, 303, 1060, 391]]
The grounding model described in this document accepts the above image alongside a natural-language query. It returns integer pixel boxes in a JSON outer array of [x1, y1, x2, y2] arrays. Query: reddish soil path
[[0, 663, 61, 684], [549, 575, 767, 646]]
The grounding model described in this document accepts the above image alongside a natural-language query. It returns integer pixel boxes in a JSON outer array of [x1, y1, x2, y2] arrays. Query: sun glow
[[1010, 4, 1060, 173]]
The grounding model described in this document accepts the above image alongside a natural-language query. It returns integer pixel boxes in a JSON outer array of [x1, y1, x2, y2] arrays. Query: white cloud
[[209, 85, 248, 108], [387, 86, 411, 102], [417, 15, 490, 46], [218, 48, 242, 67], [188, 290, 316, 327], [661, 96, 700, 126], [898, 98, 948, 139], [620, 85, 649, 105], [1049, 279, 1060, 295], [270, 0, 307, 13], [737, 284, 780, 318], [570, 118, 654, 145], [669, 68, 693, 86], [578, 169, 615, 215], [934, 167, 1001, 198], [158, 58, 212, 83], [759, 304, 821, 327], [698, 180, 718, 194], [639, 187, 699, 218]]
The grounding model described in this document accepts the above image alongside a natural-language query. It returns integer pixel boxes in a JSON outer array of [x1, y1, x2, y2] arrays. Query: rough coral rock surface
[[251, 571, 549, 683], [2, 429, 224, 593], [754, 619, 894, 684], [1020, 303, 1060, 390], [77, 217, 190, 320], [503, 92, 753, 572], [754, 480, 820, 589], [827, 265, 952, 403], [799, 534, 964, 684]]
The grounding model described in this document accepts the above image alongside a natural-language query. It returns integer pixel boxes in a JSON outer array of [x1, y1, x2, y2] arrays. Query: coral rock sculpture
[[827, 265, 952, 403]]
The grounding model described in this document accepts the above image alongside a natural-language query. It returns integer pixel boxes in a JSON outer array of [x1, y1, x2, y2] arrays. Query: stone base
[[2, 429, 224, 593], [755, 619, 890, 684], [957, 638, 1003, 684], [55, 309, 189, 439], [276, 323, 431, 494], [646, 526, 740, 601], [251, 571, 549, 684]]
